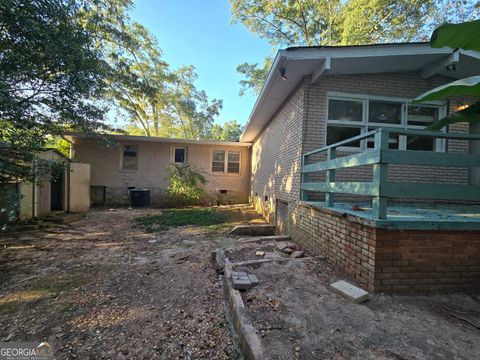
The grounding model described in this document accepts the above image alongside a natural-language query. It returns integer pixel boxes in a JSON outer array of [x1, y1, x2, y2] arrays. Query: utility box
[[129, 188, 150, 207]]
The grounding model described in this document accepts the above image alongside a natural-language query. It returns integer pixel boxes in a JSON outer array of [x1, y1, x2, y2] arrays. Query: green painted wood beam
[[301, 181, 379, 196], [382, 182, 480, 201], [302, 149, 380, 173], [303, 129, 379, 158], [383, 128, 480, 140], [381, 149, 480, 167], [325, 148, 336, 207]]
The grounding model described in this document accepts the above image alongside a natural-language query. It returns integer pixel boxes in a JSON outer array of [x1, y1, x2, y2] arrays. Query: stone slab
[[330, 280, 369, 303], [229, 224, 276, 236]]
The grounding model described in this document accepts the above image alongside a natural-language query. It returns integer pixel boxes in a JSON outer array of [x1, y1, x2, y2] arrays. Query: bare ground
[[0, 206, 262, 359], [233, 257, 480, 360]]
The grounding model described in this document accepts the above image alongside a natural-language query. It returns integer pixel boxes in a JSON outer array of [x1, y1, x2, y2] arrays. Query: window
[[122, 145, 138, 170], [406, 105, 441, 151], [212, 150, 225, 172], [212, 150, 241, 174], [326, 94, 446, 151], [327, 97, 365, 148], [227, 151, 240, 173], [173, 147, 187, 164]]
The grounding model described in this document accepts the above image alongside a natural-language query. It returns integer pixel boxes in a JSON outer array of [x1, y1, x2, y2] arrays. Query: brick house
[[241, 43, 480, 292], [66, 134, 251, 206], [68, 43, 480, 292]]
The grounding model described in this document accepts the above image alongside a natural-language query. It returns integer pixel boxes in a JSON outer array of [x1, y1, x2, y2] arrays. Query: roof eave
[[63, 133, 252, 147]]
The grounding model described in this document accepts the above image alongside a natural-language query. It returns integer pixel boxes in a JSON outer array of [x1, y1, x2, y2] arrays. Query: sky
[[130, 0, 272, 126]]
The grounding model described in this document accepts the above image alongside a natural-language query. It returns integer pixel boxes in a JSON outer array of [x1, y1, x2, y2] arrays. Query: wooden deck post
[[325, 148, 336, 207], [372, 130, 388, 219], [301, 154, 307, 201]]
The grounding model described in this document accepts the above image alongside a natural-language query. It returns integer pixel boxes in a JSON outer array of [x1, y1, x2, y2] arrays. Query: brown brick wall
[[291, 203, 377, 291], [375, 229, 480, 293], [250, 82, 306, 221], [251, 72, 474, 223], [303, 72, 471, 196], [291, 203, 480, 293]]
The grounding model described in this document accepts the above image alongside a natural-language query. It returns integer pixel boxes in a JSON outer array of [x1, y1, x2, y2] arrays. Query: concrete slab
[[330, 280, 369, 303], [238, 235, 291, 244], [229, 224, 276, 236], [232, 272, 252, 290]]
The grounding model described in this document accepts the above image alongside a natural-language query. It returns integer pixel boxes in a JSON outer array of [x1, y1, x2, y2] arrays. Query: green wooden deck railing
[[301, 127, 480, 219]]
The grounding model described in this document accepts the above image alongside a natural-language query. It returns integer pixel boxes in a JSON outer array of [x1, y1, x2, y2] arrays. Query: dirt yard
[[0, 206, 262, 359], [233, 257, 480, 360]]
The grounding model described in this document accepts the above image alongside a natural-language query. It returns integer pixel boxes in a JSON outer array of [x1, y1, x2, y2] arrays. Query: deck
[[301, 201, 480, 230], [301, 127, 480, 230]]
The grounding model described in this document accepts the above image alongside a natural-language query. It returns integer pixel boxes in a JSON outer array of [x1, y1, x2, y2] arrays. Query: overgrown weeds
[[135, 208, 229, 232]]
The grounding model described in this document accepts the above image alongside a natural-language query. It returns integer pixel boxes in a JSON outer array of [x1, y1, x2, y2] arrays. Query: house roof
[[240, 42, 480, 142], [63, 133, 252, 147]]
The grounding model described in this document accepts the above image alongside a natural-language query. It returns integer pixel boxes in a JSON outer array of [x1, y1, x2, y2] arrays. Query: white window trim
[[211, 149, 241, 175], [325, 92, 447, 152], [172, 146, 187, 164]]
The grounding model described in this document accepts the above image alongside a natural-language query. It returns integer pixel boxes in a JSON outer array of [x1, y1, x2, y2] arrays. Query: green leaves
[[231, 0, 480, 95], [0, 0, 112, 182], [166, 164, 207, 206], [414, 18, 480, 130], [414, 76, 480, 103], [430, 19, 480, 51], [425, 102, 480, 131]]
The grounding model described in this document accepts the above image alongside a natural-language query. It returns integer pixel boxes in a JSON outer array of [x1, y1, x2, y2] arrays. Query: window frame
[[325, 92, 447, 152], [211, 149, 241, 175], [172, 146, 187, 164], [121, 144, 138, 171]]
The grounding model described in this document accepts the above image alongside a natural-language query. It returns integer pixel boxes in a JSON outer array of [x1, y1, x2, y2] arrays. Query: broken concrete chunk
[[232, 277, 251, 290], [283, 248, 294, 254], [330, 280, 369, 303], [248, 274, 259, 287], [276, 242, 289, 250], [291, 250, 305, 258], [231, 271, 248, 277], [232, 272, 252, 290], [231, 271, 260, 289], [255, 251, 265, 257], [212, 249, 226, 274]]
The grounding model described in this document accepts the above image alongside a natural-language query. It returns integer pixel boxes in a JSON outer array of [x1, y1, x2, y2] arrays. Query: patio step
[[237, 234, 291, 244], [229, 224, 276, 236], [42, 212, 86, 224]]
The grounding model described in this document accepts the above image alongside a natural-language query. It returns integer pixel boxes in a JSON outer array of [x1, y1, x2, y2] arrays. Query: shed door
[[275, 200, 288, 235], [37, 182, 51, 218], [69, 163, 91, 213]]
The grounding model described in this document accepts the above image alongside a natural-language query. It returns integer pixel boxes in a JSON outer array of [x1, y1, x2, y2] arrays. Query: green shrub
[[166, 164, 207, 206]]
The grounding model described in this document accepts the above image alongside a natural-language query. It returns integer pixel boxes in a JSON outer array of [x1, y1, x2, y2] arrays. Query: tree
[[167, 66, 223, 139], [208, 120, 244, 141], [0, 0, 111, 183], [106, 21, 173, 137], [98, 12, 223, 139], [340, 0, 432, 45], [231, 0, 480, 95]]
